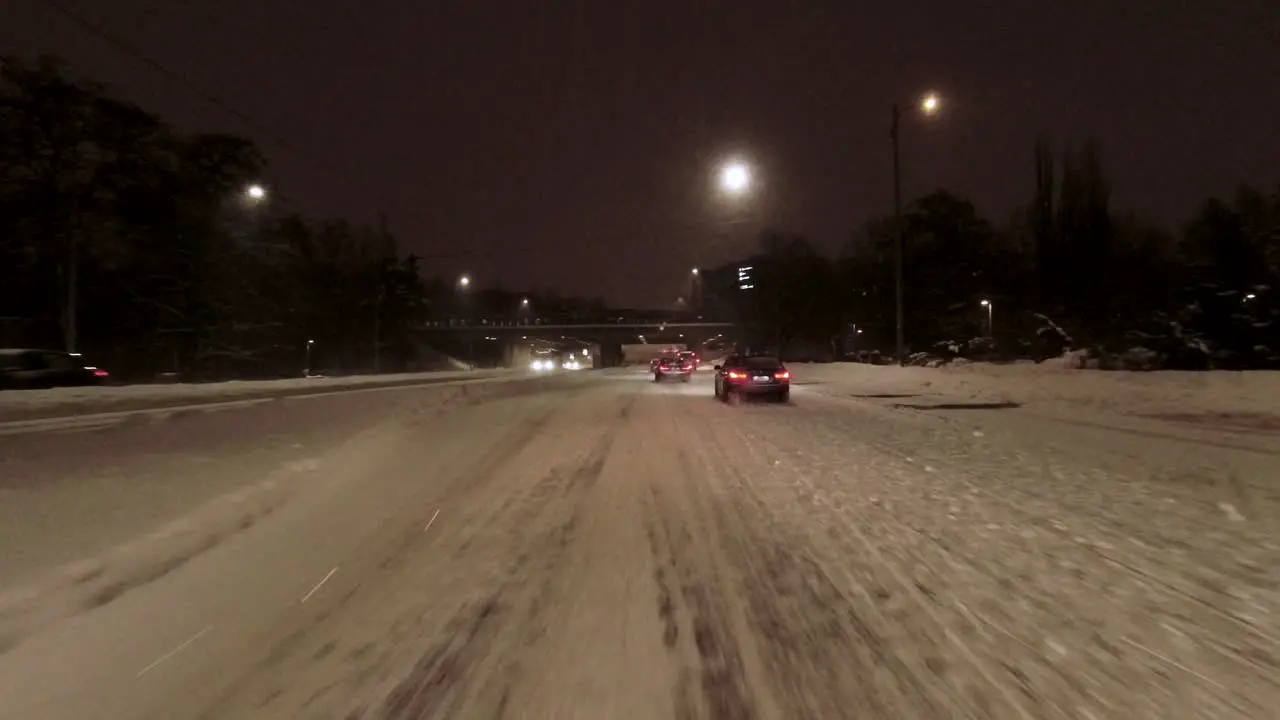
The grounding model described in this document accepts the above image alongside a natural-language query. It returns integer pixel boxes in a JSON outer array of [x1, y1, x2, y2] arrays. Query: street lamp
[[719, 160, 751, 196], [689, 267, 704, 312], [304, 339, 315, 377], [891, 90, 944, 366], [455, 275, 473, 365], [980, 299, 993, 338], [245, 184, 266, 202]]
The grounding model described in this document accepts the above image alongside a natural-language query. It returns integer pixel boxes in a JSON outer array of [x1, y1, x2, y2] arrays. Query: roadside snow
[[792, 362, 1280, 419], [0, 369, 514, 421], [0, 370, 588, 646]]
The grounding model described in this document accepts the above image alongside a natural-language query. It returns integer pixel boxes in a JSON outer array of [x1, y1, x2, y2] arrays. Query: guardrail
[[0, 369, 517, 425]]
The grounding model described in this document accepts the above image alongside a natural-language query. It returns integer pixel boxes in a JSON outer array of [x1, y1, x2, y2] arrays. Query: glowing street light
[[980, 299, 993, 338], [458, 274, 471, 289], [521, 297, 530, 306], [245, 184, 266, 201], [719, 161, 751, 196], [921, 92, 941, 115], [691, 267, 699, 276]]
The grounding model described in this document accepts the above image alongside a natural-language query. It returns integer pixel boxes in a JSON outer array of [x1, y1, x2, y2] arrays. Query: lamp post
[[696, 159, 755, 319], [457, 275, 474, 367], [980, 299, 993, 339], [304, 339, 314, 377], [891, 91, 942, 365]]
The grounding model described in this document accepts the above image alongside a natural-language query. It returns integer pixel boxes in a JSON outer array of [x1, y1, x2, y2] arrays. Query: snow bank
[[0, 369, 517, 422], [0, 369, 589, 645], [793, 362, 1280, 418], [0, 463, 300, 647]]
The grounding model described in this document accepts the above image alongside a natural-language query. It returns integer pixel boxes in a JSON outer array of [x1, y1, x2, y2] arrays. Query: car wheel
[[776, 390, 790, 403], [681, 375, 690, 383], [654, 373, 662, 382]]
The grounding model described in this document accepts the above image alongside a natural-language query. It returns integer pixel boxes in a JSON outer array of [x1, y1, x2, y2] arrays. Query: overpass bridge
[[415, 319, 741, 368], [418, 320, 735, 331]]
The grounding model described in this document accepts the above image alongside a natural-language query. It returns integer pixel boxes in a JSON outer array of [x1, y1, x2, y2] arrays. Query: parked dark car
[[0, 349, 111, 390], [713, 354, 790, 402]]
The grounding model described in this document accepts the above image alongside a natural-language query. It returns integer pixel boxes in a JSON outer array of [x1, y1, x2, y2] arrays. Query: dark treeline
[[706, 137, 1278, 369], [4, 56, 1276, 376], [0, 57, 598, 380]]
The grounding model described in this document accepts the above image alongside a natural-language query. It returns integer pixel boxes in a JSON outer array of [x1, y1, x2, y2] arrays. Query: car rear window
[[741, 357, 782, 370]]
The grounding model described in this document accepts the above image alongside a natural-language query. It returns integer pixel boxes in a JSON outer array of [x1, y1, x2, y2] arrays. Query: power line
[[41, 0, 372, 198]]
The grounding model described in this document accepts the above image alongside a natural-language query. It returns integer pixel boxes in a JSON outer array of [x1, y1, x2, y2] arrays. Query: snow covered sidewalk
[[792, 361, 1280, 420], [0, 369, 517, 423]]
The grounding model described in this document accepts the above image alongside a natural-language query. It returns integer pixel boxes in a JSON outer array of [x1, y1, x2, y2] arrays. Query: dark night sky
[[4, 2, 1278, 307]]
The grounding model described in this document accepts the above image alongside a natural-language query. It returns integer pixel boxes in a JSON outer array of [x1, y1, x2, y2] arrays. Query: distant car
[[0, 348, 111, 390], [678, 350, 699, 369], [713, 354, 790, 402], [650, 351, 682, 372], [653, 355, 694, 382]]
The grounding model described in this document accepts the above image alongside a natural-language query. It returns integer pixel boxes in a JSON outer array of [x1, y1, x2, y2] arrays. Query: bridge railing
[[420, 315, 732, 329]]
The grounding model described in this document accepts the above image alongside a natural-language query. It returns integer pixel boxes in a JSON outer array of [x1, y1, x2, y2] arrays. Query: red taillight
[[774, 370, 790, 380], [727, 370, 747, 379], [682, 364, 693, 371], [94, 369, 109, 377]]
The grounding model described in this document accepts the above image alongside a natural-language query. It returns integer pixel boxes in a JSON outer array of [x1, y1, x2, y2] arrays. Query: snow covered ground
[[0, 369, 1275, 717], [0, 369, 520, 422], [792, 361, 1280, 420]]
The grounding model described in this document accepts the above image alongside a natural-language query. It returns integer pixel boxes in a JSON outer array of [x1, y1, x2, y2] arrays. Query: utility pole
[[65, 229, 78, 353], [891, 103, 906, 366], [373, 211, 389, 373]]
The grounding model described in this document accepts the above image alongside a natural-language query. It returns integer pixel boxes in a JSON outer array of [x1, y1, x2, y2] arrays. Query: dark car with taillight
[[0, 349, 111, 389], [653, 355, 694, 382], [713, 354, 790, 402]]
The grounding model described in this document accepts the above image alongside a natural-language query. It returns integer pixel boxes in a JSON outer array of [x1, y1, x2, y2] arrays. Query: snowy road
[[0, 368, 1275, 718]]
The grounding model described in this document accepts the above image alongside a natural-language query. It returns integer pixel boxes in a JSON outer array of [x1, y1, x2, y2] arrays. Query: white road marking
[[1219, 501, 1246, 522], [423, 509, 441, 533], [1121, 636, 1229, 691], [136, 625, 213, 677], [300, 566, 338, 604]]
